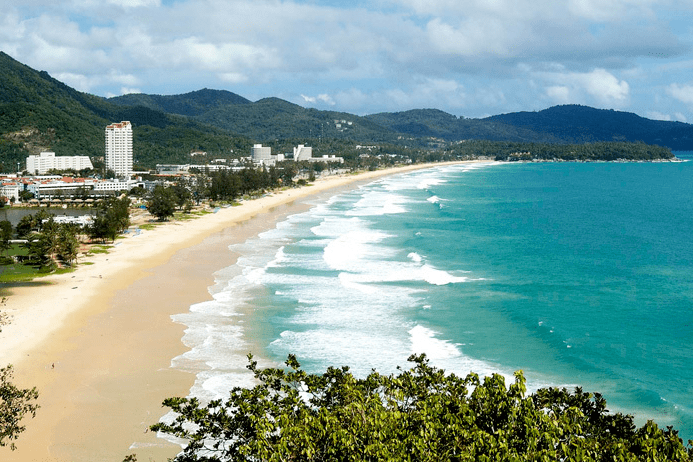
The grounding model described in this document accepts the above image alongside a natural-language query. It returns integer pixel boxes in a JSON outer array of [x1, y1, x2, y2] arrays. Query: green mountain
[[365, 109, 565, 143], [108, 88, 251, 117], [1, 50, 690, 174], [109, 93, 400, 142], [0, 52, 253, 171], [366, 106, 693, 150], [366, 107, 693, 150], [484, 105, 693, 150]]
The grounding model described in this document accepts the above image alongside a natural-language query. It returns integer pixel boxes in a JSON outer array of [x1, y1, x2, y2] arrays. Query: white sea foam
[[168, 163, 501, 407], [346, 190, 409, 216], [408, 252, 423, 263]]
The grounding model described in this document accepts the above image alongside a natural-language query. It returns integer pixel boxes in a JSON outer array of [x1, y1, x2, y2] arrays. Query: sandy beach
[[0, 162, 471, 461]]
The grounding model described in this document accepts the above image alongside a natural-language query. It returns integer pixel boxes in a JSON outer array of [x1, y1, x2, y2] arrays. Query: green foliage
[[208, 166, 282, 202], [0, 52, 251, 170], [445, 140, 673, 162], [0, 365, 39, 451], [108, 89, 252, 117], [147, 186, 177, 221], [88, 196, 131, 241], [57, 224, 79, 265], [2, 50, 690, 176], [368, 105, 693, 150], [0, 221, 12, 255], [152, 355, 692, 462]]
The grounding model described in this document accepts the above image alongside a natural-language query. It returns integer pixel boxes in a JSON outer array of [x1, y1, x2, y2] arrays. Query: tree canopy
[[152, 354, 692, 462], [0, 365, 39, 451]]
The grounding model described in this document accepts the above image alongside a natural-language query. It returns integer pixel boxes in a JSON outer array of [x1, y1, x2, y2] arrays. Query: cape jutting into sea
[[170, 152, 693, 440]]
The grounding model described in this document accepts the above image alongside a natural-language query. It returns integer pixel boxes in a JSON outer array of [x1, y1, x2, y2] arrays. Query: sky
[[2, 0, 693, 121]]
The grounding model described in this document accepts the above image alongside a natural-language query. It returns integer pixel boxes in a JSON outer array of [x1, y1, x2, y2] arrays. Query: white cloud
[[539, 68, 629, 107], [649, 110, 687, 122], [667, 83, 693, 104], [546, 86, 572, 103], [0, 0, 691, 117], [119, 87, 143, 95], [647, 111, 673, 121], [218, 73, 249, 84], [582, 69, 630, 104], [567, 0, 656, 21], [317, 94, 335, 105], [106, 0, 160, 7]]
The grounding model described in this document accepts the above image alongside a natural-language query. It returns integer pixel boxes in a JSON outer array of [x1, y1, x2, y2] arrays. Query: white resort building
[[105, 121, 133, 178], [26, 152, 94, 175], [251, 144, 272, 163], [293, 144, 313, 161]]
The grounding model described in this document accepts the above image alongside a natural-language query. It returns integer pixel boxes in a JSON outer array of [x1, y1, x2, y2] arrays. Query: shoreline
[[0, 161, 479, 461]]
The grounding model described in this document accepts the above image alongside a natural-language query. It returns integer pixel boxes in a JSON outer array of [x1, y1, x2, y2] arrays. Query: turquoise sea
[[171, 153, 693, 440]]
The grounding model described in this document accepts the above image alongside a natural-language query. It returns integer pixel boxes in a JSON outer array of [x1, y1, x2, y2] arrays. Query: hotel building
[[105, 121, 133, 178], [26, 151, 94, 175]]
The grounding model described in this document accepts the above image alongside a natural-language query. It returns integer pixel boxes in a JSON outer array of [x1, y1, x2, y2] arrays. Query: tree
[[0, 365, 39, 451], [18, 191, 33, 203], [57, 224, 79, 265], [15, 216, 33, 239], [0, 221, 12, 256], [88, 196, 130, 242], [147, 186, 176, 221], [152, 355, 693, 462], [171, 183, 192, 210]]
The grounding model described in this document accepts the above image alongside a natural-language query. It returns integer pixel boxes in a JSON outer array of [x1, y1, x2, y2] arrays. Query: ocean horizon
[[171, 154, 693, 440]]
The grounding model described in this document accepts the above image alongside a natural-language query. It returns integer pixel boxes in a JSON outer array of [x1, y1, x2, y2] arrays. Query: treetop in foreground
[[0, 365, 39, 451], [152, 354, 692, 461]]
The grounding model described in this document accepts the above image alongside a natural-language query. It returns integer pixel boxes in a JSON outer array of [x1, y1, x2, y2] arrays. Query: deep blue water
[[172, 154, 693, 439]]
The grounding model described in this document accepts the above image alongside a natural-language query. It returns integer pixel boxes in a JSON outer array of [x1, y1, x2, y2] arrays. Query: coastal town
[[0, 120, 347, 206]]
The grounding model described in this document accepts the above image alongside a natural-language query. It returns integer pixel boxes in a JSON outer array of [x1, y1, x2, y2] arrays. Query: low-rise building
[[0, 182, 20, 202], [26, 152, 94, 175], [27, 177, 97, 199]]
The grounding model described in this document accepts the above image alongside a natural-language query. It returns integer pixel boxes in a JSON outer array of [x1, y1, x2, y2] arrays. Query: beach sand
[[0, 162, 472, 461]]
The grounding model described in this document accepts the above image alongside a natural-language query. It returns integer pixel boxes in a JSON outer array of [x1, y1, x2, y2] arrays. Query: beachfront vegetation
[[147, 186, 177, 221], [0, 221, 12, 257], [207, 165, 284, 202], [0, 365, 39, 451], [152, 354, 692, 462], [88, 196, 131, 241], [0, 199, 130, 280], [445, 140, 674, 162]]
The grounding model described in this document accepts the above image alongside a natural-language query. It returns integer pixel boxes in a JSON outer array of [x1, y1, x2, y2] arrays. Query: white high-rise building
[[105, 121, 133, 178], [26, 152, 94, 175], [251, 144, 272, 163]]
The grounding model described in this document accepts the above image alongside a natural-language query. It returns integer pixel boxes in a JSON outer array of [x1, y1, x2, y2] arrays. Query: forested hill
[[108, 89, 252, 117], [364, 109, 565, 144], [108, 93, 399, 142], [485, 105, 693, 150], [367, 106, 693, 150], [0, 50, 689, 173], [0, 52, 254, 170]]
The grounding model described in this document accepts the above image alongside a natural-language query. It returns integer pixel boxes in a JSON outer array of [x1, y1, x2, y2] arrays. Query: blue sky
[[2, 0, 693, 120]]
